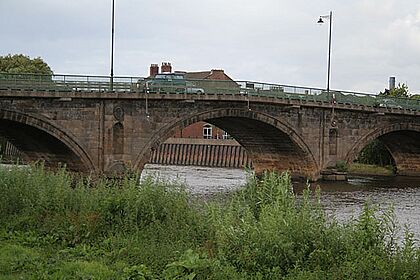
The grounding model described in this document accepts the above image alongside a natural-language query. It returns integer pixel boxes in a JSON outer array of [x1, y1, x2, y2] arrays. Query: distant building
[[172, 121, 231, 139]]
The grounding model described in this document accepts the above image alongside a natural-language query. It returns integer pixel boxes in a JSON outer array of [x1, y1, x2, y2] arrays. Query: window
[[203, 124, 213, 139], [222, 131, 230, 139]]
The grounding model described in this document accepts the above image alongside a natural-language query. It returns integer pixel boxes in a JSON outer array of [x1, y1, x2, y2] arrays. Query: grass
[[0, 164, 419, 279], [349, 163, 395, 176]]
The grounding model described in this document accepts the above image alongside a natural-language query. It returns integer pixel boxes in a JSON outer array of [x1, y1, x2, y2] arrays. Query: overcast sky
[[1, 0, 420, 93]]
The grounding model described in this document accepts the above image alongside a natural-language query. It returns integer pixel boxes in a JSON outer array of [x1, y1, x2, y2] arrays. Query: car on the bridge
[[146, 73, 204, 94], [375, 98, 403, 109]]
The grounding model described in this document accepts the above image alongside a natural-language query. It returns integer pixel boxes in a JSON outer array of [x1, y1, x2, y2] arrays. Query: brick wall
[[173, 121, 229, 139]]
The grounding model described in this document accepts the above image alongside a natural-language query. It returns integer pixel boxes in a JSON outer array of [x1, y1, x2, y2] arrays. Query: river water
[[142, 164, 420, 242]]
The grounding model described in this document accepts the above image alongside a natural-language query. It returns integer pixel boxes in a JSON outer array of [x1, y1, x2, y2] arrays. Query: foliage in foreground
[[0, 165, 419, 279]]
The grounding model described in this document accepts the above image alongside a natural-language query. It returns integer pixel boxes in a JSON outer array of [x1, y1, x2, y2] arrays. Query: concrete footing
[[321, 170, 348, 181]]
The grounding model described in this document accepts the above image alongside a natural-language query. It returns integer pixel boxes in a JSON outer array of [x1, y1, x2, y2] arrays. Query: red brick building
[[172, 121, 231, 139], [148, 63, 235, 140]]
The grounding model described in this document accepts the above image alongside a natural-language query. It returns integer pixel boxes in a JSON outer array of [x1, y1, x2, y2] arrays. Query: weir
[[150, 138, 252, 168]]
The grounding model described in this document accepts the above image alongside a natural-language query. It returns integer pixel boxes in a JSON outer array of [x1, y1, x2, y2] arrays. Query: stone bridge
[[1, 74, 419, 180]]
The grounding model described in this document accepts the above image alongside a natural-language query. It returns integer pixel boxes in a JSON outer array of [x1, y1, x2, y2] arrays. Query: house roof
[[176, 69, 235, 82], [184, 71, 212, 80]]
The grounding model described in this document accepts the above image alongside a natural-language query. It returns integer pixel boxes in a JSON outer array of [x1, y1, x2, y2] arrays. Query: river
[[142, 164, 420, 242]]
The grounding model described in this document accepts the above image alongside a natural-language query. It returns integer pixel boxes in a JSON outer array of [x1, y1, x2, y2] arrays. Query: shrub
[[1, 165, 419, 279], [335, 160, 349, 172]]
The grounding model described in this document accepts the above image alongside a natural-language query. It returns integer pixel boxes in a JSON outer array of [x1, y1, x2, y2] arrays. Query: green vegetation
[[0, 54, 52, 75], [0, 165, 419, 279], [379, 83, 410, 98], [355, 139, 394, 168], [334, 160, 349, 172], [349, 163, 395, 176]]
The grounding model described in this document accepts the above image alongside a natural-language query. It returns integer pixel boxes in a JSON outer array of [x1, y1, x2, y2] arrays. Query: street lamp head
[[317, 11, 333, 94], [317, 17, 324, 24]]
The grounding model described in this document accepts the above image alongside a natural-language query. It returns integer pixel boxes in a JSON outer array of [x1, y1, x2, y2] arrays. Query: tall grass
[[207, 172, 420, 279], [0, 165, 204, 241], [0, 164, 419, 279]]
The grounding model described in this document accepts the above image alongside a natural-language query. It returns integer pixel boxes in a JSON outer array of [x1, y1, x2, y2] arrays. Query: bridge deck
[[1, 73, 419, 112]]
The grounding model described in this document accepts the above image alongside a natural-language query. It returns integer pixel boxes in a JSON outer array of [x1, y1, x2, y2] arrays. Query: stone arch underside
[[347, 124, 420, 176], [136, 109, 319, 180], [208, 117, 318, 179], [0, 110, 95, 172], [381, 131, 420, 176]]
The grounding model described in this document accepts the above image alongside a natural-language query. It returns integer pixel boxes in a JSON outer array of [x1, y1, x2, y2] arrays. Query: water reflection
[[142, 164, 420, 241], [305, 176, 420, 241]]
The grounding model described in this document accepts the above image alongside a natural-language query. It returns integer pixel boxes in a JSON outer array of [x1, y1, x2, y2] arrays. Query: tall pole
[[318, 11, 336, 126], [327, 11, 332, 93], [110, 0, 115, 91]]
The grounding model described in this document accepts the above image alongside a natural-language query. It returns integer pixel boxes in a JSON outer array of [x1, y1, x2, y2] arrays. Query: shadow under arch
[[0, 109, 95, 172], [346, 122, 420, 176], [135, 108, 319, 180]]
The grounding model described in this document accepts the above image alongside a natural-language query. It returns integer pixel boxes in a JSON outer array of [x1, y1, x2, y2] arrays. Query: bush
[[335, 160, 349, 172], [0, 165, 419, 279]]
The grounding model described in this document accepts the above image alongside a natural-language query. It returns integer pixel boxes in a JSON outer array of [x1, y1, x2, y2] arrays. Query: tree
[[379, 83, 410, 98], [355, 139, 394, 167], [0, 54, 52, 75]]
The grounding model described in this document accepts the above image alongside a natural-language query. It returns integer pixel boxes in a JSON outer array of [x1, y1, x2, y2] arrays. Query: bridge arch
[[346, 122, 420, 176], [0, 109, 95, 172], [135, 108, 319, 180]]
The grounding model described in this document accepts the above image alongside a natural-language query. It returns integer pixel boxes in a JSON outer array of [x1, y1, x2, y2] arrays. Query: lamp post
[[318, 11, 333, 95], [318, 11, 337, 127], [110, 0, 115, 91]]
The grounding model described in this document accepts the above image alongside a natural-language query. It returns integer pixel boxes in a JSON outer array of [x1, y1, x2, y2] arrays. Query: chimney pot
[[161, 62, 172, 73], [150, 64, 159, 77]]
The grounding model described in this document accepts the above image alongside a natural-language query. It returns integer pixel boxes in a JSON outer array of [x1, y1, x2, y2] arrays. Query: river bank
[[1, 165, 419, 279], [348, 163, 394, 176]]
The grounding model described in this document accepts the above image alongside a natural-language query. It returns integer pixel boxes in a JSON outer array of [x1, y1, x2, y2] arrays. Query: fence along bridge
[[2, 73, 420, 110], [0, 73, 419, 180]]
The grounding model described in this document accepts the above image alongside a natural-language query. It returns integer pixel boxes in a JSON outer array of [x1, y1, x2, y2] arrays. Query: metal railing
[[0, 73, 142, 92], [0, 72, 419, 111]]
